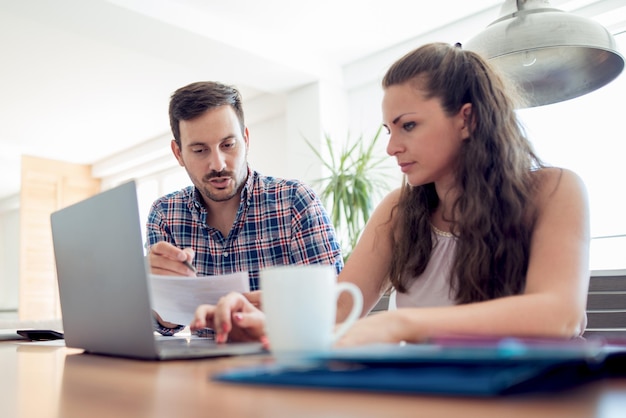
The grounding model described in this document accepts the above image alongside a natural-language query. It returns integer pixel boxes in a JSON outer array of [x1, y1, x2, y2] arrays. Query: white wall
[[246, 114, 289, 179], [0, 208, 19, 310]]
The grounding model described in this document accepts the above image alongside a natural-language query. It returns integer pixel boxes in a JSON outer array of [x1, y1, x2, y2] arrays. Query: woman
[[192, 42, 590, 346]]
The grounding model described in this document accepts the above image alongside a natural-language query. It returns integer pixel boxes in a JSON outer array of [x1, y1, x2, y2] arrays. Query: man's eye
[[222, 142, 235, 149], [191, 148, 206, 153], [403, 122, 416, 131]]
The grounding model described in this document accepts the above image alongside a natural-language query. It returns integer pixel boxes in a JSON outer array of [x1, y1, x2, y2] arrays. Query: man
[[147, 81, 343, 335]]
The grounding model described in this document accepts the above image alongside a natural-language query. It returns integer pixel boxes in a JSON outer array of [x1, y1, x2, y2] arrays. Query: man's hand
[[148, 241, 197, 276]]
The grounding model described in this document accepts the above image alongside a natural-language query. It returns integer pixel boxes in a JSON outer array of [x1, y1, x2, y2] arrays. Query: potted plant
[[305, 126, 391, 260]]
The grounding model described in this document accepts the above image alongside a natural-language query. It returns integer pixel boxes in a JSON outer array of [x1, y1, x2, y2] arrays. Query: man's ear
[[171, 139, 185, 167], [243, 126, 250, 150]]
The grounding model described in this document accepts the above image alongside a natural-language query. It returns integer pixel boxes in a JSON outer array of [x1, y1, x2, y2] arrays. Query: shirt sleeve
[[152, 315, 185, 336], [289, 184, 344, 275], [145, 200, 175, 251], [145, 201, 185, 334]]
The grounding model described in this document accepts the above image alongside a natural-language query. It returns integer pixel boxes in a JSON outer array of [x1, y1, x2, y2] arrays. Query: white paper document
[[149, 272, 250, 325]]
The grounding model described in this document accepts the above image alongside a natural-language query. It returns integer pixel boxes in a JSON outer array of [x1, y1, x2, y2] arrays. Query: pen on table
[[182, 259, 197, 273]]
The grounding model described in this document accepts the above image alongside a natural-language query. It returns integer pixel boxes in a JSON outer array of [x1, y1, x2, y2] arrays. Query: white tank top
[[391, 226, 457, 309], [388, 227, 587, 336]]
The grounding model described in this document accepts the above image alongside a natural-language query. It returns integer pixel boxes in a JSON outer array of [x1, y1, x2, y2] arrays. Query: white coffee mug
[[260, 264, 363, 357]]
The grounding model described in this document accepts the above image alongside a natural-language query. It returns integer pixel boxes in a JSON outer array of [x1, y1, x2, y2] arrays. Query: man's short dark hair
[[169, 81, 245, 144]]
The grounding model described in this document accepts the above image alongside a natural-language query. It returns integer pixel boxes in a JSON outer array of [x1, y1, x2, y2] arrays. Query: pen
[[182, 259, 197, 273]]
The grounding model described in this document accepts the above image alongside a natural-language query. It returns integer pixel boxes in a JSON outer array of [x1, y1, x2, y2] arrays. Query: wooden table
[[1, 341, 625, 418]]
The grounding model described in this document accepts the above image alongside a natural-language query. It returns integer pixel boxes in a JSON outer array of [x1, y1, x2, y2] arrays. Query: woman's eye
[[402, 122, 416, 131], [382, 125, 391, 135]]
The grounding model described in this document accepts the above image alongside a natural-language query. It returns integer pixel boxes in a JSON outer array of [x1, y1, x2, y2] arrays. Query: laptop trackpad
[[157, 337, 265, 359]]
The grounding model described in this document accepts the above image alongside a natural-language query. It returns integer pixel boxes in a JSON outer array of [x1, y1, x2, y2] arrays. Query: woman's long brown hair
[[385, 42, 544, 303]]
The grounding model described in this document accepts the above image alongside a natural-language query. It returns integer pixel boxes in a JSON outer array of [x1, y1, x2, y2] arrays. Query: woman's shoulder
[[364, 187, 403, 226], [378, 187, 403, 211], [532, 167, 586, 195], [531, 167, 588, 211]]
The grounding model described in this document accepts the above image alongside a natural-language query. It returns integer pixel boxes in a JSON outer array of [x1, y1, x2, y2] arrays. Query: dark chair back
[[584, 270, 626, 338]]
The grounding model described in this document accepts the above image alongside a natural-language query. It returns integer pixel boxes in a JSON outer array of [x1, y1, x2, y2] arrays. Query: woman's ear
[[459, 103, 474, 139]]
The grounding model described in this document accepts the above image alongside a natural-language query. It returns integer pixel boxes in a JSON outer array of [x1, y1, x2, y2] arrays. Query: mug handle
[[332, 282, 363, 342]]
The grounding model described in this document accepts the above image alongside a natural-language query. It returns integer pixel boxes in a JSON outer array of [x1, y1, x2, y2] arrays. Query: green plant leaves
[[304, 126, 391, 260]]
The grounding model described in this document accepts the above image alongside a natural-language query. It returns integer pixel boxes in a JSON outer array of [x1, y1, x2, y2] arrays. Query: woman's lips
[[398, 162, 414, 173]]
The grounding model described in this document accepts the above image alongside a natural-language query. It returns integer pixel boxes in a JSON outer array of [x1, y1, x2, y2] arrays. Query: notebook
[[50, 180, 265, 360], [215, 340, 626, 396]]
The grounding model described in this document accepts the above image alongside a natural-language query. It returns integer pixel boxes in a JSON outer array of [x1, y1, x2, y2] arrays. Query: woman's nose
[[386, 133, 401, 157]]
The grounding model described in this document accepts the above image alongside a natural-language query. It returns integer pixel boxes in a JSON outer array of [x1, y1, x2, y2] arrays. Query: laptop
[[50, 180, 265, 360]]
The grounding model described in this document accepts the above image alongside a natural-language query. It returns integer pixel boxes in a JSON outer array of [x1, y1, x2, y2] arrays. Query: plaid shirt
[[146, 168, 343, 291]]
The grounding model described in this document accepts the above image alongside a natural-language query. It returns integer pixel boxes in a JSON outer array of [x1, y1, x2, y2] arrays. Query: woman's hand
[[243, 290, 262, 309], [191, 292, 267, 345], [335, 310, 410, 347]]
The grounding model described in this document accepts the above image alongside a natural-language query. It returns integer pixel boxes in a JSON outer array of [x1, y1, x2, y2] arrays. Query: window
[[517, 33, 626, 270], [136, 168, 191, 251]]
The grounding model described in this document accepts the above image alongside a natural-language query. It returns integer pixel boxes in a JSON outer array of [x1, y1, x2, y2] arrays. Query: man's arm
[[289, 184, 344, 273], [145, 201, 194, 335]]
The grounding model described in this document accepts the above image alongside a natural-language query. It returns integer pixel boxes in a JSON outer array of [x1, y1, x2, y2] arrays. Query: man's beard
[[199, 169, 242, 202]]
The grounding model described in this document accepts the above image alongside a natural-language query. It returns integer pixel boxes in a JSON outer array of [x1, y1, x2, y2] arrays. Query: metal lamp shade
[[465, 1, 625, 108]]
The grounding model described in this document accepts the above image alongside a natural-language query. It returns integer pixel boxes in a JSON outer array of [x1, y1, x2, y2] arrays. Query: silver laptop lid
[[51, 180, 159, 359]]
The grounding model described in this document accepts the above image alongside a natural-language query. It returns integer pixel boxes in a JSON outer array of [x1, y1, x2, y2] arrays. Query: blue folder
[[214, 339, 626, 396]]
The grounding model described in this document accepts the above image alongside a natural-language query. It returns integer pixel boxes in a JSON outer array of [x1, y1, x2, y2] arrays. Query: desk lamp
[[465, 0, 625, 107]]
